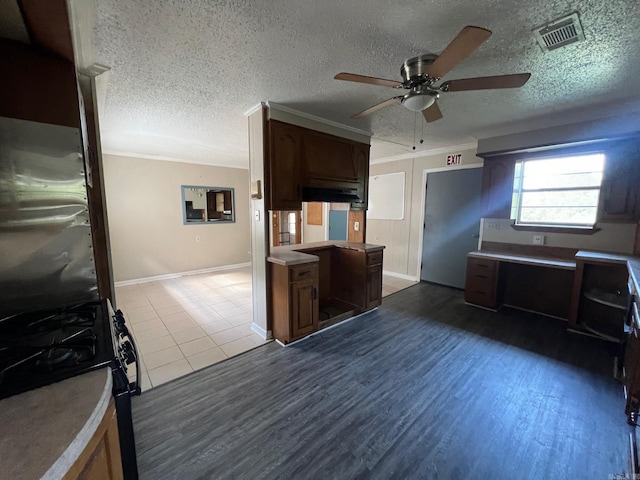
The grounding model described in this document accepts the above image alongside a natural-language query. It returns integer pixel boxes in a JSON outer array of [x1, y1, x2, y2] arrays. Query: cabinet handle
[[312, 287, 317, 300], [298, 270, 311, 277]]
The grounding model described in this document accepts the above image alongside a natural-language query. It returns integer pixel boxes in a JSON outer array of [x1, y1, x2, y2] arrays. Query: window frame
[[510, 151, 606, 229]]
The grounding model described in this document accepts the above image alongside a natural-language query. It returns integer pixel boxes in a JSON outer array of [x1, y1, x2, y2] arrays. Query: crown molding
[[265, 101, 373, 138], [370, 141, 478, 165], [102, 151, 249, 169]]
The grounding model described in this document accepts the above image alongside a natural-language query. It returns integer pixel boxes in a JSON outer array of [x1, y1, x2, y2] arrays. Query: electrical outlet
[[196, 235, 201, 242], [354, 221, 360, 231], [375, 235, 380, 241], [486, 221, 501, 231], [533, 234, 545, 245]]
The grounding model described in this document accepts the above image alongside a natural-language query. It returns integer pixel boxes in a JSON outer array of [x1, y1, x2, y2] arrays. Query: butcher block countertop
[[268, 241, 385, 266], [0, 368, 112, 480]]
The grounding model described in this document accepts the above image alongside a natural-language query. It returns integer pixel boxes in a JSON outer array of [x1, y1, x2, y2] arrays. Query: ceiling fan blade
[[335, 72, 403, 88], [441, 73, 531, 92], [352, 96, 404, 119], [427, 26, 492, 79], [422, 102, 443, 123]]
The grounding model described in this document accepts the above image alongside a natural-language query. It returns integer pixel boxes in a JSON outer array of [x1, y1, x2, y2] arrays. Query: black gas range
[[0, 299, 140, 479]]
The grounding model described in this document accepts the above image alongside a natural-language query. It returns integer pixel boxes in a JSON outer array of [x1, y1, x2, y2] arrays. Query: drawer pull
[[476, 264, 490, 269], [474, 290, 486, 295], [475, 274, 487, 279], [297, 270, 311, 276]]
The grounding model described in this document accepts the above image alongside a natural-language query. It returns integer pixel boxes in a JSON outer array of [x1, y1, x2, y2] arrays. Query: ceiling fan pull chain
[[413, 112, 417, 150], [420, 115, 424, 144]]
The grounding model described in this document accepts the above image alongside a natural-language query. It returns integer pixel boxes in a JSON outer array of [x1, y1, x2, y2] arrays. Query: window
[[181, 185, 235, 224], [511, 153, 605, 227], [288, 212, 296, 236]]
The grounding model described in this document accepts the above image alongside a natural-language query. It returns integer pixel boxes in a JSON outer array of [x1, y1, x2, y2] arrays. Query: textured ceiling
[[92, 0, 640, 167]]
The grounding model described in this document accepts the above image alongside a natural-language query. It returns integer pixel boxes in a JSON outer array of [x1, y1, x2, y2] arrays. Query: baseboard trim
[[114, 262, 251, 287], [251, 322, 271, 340], [382, 270, 418, 282]]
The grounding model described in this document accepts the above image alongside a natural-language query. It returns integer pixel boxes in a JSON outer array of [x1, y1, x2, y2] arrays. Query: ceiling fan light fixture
[[402, 91, 438, 112]]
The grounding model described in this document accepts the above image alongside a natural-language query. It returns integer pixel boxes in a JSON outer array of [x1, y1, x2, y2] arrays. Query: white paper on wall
[[368, 172, 405, 220]]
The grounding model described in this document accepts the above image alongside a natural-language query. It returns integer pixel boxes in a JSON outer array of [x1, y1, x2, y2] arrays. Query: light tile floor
[[116, 266, 418, 391]]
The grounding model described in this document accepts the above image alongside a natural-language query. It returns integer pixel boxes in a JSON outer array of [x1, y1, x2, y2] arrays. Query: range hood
[[302, 186, 360, 203]]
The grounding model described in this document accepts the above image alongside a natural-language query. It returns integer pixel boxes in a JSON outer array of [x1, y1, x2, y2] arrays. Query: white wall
[[367, 148, 482, 278], [481, 218, 637, 254], [103, 154, 251, 282]]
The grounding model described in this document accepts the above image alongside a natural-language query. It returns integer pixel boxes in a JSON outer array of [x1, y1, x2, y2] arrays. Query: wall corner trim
[[251, 323, 270, 339]]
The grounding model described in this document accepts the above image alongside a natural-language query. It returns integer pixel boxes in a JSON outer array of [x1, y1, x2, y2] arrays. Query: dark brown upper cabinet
[[265, 120, 370, 211], [480, 157, 516, 219], [267, 121, 303, 211], [599, 141, 640, 222]]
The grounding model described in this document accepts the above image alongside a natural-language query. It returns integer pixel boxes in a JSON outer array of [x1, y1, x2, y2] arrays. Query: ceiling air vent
[[534, 12, 585, 52]]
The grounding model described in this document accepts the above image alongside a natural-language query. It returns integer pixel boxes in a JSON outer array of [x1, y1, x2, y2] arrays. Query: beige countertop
[[469, 250, 577, 270], [268, 241, 385, 266], [0, 368, 112, 480], [576, 250, 640, 291], [469, 249, 640, 289]]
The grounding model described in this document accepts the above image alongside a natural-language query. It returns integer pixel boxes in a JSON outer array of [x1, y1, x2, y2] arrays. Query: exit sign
[[446, 153, 462, 165]]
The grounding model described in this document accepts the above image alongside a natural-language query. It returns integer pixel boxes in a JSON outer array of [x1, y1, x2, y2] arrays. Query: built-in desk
[[465, 251, 576, 319]]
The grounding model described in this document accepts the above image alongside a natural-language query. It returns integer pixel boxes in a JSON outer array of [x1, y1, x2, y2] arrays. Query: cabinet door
[[365, 263, 383, 309], [350, 142, 370, 210], [481, 157, 516, 219], [599, 147, 639, 221], [290, 279, 318, 339], [303, 132, 357, 182], [269, 121, 302, 210]]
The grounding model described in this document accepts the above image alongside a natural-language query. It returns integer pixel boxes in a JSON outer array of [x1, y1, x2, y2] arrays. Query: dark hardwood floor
[[132, 282, 631, 479]]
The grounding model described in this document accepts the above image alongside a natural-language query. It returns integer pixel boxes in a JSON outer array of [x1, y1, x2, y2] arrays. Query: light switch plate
[[354, 221, 360, 231]]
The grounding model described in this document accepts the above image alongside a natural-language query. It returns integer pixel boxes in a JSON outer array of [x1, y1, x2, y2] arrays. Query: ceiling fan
[[335, 26, 531, 122]]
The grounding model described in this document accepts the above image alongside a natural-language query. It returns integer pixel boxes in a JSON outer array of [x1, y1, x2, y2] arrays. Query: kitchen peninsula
[[268, 241, 384, 343]]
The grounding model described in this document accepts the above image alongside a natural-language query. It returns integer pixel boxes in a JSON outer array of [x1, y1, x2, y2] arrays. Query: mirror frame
[[181, 185, 236, 225]]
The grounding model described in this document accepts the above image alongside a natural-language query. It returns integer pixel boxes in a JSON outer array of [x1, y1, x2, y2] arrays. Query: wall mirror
[[182, 185, 235, 224]]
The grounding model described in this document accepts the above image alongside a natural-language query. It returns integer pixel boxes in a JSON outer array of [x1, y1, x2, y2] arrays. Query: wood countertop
[[268, 241, 385, 266], [0, 368, 112, 480]]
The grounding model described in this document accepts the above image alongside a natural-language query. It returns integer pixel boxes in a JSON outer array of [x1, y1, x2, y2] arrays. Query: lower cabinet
[[464, 256, 504, 309], [625, 284, 640, 423], [271, 262, 319, 343], [365, 253, 383, 309], [64, 400, 123, 480]]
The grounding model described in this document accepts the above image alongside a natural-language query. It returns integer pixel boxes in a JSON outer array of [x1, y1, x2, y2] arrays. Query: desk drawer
[[465, 276, 495, 294], [367, 251, 383, 266], [289, 264, 318, 283], [467, 257, 498, 276], [465, 288, 498, 308], [465, 257, 500, 308]]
